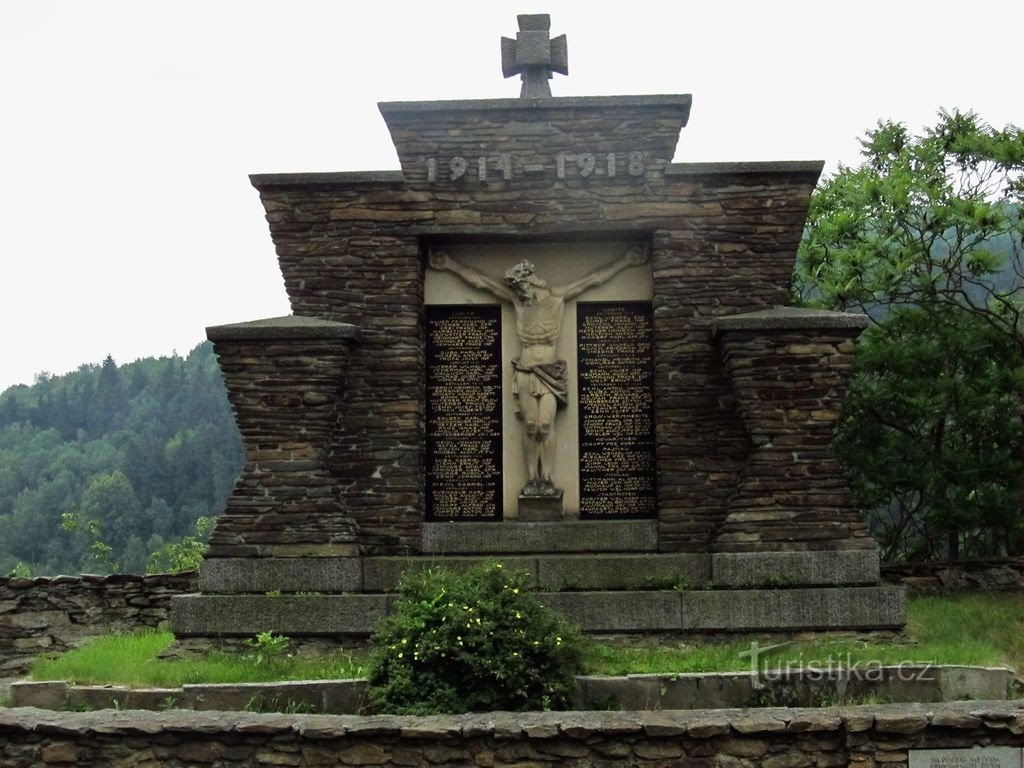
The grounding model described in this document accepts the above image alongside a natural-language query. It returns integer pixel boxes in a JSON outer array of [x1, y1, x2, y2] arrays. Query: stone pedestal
[[203, 316, 362, 560], [518, 489, 564, 521], [712, 307, 876, 555]]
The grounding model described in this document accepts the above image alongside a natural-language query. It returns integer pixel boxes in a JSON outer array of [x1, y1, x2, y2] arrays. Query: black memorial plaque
[[576, 301, 656, 519], [426, 305, 503, 521]]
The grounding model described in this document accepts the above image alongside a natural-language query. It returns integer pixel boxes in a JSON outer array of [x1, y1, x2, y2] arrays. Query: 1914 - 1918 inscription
[[426, 305, 503, 520], [576, 302, 656, 519]]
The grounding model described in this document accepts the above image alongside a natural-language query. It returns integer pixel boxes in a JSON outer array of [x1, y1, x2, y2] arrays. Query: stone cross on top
[[501, 14, 568, 98]]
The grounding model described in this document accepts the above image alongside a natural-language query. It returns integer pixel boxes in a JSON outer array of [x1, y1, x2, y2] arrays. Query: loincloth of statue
[[511, 359, 569, 415]]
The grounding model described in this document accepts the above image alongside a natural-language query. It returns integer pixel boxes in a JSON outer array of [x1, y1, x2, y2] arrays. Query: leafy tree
[[834, 308, 1021, 560], [0, 342, 242, 574], [146, 516, 214, 574], [796, 110, 1024, 560]]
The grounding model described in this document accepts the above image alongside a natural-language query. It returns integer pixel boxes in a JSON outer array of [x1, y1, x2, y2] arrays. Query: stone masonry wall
[[206, 326, 360, 559], [251, 96, 824, 554], [0, 573, 197, 676], [882, 559, 1024, 592], [0, 563, 1018, 675], [715, 327, 874, 552], [1, 701, 1021, 767]]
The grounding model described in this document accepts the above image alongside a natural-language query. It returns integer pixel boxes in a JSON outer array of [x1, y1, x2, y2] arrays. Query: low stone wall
[[0, 572, 197, 675], [0, 701, 1021, 767], [1, 561, 1020, 676], [881, 559, 1024, 593], [12, 665, 1015, 714]]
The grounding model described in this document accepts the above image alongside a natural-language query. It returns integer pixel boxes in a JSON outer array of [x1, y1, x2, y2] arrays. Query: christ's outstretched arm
[[554, 245, 649, 300], [428, 250, 517, 303]]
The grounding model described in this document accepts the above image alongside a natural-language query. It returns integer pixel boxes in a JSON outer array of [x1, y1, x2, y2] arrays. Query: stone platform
[[177, 546, 900, 637], [171, 584, 904, 636], [197, 549, 882, 594]]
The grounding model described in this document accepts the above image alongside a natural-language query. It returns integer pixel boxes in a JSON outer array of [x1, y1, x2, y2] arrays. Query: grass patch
[[583, 592, 1023, 675], [29, 593, 1021, 687], [31, 631, 366, 688]]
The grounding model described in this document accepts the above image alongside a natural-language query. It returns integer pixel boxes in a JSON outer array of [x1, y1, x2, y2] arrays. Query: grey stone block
[[666, 161, 824, 177], [580, 676, 661, 710], [422, 521, 657, 554], [842, 665, 943, 704], [206, 315, 361, 342], [65, 686, 149, 712], [678, 586, 905, 631], [183, 680, 366, 714], [199, 557, 363, 594], [539, 591, 681, 632], [122, 688, 185, 710], [663, 673, 755, 709], [378, 94, 692, 116], [711, 550, 880, 588], [361, 557, 538, 592], [712, 305, 869, 334], [9, 681, 67, 709], [170, 594, 390, 636], [536, 554, 710, 591], [939, 666, 1015, 701], [250, 171, 405, 188], [517, 492, 563, 522]]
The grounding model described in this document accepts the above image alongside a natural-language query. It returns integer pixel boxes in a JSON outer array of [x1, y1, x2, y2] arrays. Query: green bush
[[366, 562, 584, 715]]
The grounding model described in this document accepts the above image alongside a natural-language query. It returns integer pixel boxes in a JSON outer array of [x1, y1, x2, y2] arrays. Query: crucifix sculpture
[[428, 247, 649, 512], [501, 14, 568, 98]]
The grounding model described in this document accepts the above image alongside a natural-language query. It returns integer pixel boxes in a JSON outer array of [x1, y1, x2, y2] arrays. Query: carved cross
[[500, 14, 568, 98]]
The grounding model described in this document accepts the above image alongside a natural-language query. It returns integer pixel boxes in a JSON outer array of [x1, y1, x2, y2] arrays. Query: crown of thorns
[[504, 260, 536, 284]]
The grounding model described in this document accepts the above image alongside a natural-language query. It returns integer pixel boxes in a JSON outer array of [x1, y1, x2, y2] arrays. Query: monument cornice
[[378, 93, 692, 122], [667, 160, 824, 178], [206, 315, 362, 342], [249, 171, 404, 189], [712, 306, 870, 336]]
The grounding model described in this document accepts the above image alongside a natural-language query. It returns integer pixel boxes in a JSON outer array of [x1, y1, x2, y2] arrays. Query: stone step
[[171, 585, 905, 636], [199, 549, 881, 594], [421, 520, 658, 554], [13, 664, 1013, 713], [200, 553, 710, 594]]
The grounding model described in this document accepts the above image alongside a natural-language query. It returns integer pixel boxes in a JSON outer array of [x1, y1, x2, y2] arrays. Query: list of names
[[425, 305, 503, 520], [576, 302, 656, 519]]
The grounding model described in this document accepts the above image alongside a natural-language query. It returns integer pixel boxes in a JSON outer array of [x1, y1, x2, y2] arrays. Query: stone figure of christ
[[428, 246, 649, 496]]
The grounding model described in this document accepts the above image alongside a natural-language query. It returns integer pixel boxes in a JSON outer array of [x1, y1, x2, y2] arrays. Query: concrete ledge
[[172, 585, 904, 635], [541, 591, 683, 632], [170, 594, 390, 636], [422, 521, 658, 554], [678, 586, 905, 631], [361, 557, 539, 593], [712, 306, 869, 334], [13, 666, 1013, 713], [200, 558, 363, 594], [206, 315, 362, 342], [712, 550, 880, 588], [7, 699, 1019, 734], [666, 160, 824, 177], [250, 171, 404, 188], [379, 94, 692, 116], [536, 554, 709, 591], [361, 554, 709, 592]]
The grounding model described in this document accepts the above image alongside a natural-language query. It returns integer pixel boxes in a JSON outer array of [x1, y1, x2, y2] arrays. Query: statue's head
[[504, 260, 535, 284], [505, 260, 546, 300]]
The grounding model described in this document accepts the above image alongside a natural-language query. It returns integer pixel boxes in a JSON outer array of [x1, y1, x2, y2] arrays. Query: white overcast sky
[[1, 0, 1020, 392]]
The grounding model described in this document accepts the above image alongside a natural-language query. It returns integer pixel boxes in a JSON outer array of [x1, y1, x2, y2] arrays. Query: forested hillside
[[0, 344, 242, 575]]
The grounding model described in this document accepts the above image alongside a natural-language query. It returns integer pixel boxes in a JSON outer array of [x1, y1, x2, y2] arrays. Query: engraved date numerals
[[425, 150, 647, 184], [426, 155, 512, 183]]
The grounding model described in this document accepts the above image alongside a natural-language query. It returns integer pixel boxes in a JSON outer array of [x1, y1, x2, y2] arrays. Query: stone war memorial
[[171, 13, 906, 641]]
